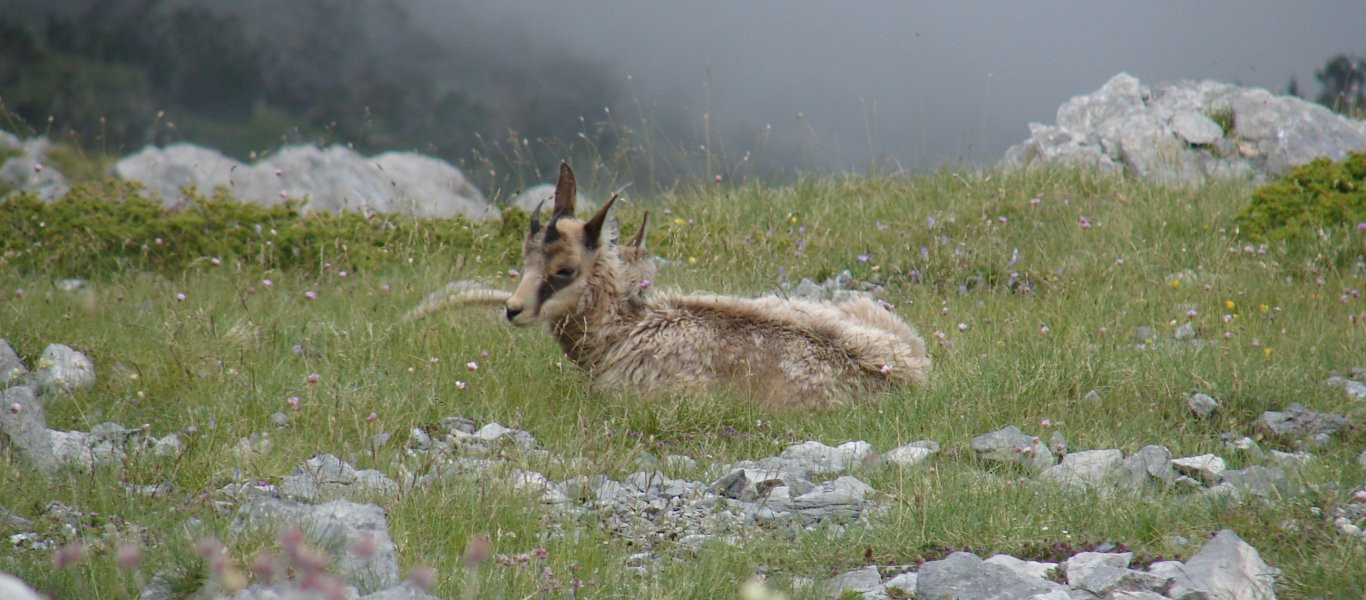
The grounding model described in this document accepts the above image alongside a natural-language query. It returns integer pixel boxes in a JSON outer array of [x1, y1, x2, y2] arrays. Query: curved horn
[[528, 199, 545, 235], [626, 210, 650, 248], [583, 193, 619, 250], [544, 209, 563, 244]]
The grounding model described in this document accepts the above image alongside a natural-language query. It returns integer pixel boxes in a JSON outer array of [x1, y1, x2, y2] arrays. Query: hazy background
[[451, 1, 1366, 168], [2, 0, 1363, 190]]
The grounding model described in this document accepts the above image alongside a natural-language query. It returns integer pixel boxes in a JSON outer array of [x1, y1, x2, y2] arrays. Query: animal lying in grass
[[401, 211, 655, 323], [503, 163, 930, 408]]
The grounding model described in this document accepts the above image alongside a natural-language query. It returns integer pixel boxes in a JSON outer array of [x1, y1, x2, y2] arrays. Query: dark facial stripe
[[537, 273, 575, 308]]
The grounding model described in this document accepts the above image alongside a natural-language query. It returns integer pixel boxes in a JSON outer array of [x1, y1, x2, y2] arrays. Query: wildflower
[[304, 290, 317, 301], [324, 262, 333, 271], [1258, 303, 1269, 313], [13, 288, 22, 297], [1355, 489, 1366, 501], [941, 306, 950, 315], [409, 565, 436, 592], [1098, 326, 1107, 335], [927, 216, 936, 227], [175, 292, 187, 302], [351, 535, 379, 558], [287, 396, 300, 410], [1358, 223, 1366, 231], [274, 168, 283, 177], [210, 257, 221, 266], [920, 246, 930, 258], [464, 536, 490, 567], [155, 237, 164, 246], [1222, 314, 1233, 324], [508, 269, 520, 278], [958, 322, 968, 332], [674, 217, 686, 225], [1224, 299, 1235, 310], [857, 254, 871, 263], [8, 402, 20, 414], [480, 350, 490, 358], [1114, 258, 1125, 266], [406, 367, 416, 374], [1078, 215, 1092, 229], [1263, 347, 1273, 356], [338, 270, 349, 278], [1029, 195, 1041, 206], [33, 163, 43, 173], [307, 373, 320, 384], [262, 279, 273, 288], [1040, 418, 1051, 428], [714, 174, 723, 183], [52, 542, 85, 568], [1040, 324, 1051, 334], [880, 364, 893, 375], [1169, 279, 1180, 289], [455, 380, 467, 390], [466, 361, 479, 371], [687, 256, 697, 265], [279, 191, 288, 199], [1186, 309, 1197, 319], [639, 278, 652, 289], [380, 284, 391, 292], [997, 215, 1008, 224], [116, 543, 142, 569], [1223, 331, 1233, 339], [366, 412, 377, 423]]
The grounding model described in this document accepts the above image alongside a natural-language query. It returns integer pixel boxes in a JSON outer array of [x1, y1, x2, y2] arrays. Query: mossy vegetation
[[0, 180, 523, 277], [1235, 151, 1366, 269]]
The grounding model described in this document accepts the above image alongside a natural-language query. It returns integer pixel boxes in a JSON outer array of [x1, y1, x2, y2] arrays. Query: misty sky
[[452, 1, 1365, 171]]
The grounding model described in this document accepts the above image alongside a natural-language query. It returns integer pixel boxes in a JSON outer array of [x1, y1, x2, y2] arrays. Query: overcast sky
[[450, 1, 1365, 171]]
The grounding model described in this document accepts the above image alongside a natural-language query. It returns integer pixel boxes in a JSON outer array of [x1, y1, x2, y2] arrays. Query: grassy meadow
[[1, 166, 1364, 598]]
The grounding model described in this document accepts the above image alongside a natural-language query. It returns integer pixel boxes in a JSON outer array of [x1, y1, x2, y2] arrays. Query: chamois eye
[[554, 267, 576, 279]]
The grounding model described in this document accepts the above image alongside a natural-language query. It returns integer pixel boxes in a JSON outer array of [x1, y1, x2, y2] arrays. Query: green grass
[[1, 166, 1364, 598]]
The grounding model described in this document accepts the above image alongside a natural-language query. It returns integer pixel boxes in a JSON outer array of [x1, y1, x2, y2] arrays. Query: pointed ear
[[553, 162, 576, 216], [582, 193, 619, 250], [626, 210, 649, 248]]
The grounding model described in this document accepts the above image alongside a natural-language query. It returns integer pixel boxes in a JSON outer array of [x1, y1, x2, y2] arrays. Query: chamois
[[401, 211, 654, 323], [505, 163, 930, 408]]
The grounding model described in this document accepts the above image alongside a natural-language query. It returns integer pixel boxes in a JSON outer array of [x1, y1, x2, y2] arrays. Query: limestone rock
[[280, 454, 399, 503], [1121, 445, 1177, 488], [881, 440, 939, 468], [1255, 403, 1348, 438], [0, 385, 56, 474], [35, 344, 96, 395], [971, 425, 1056, 473], [825, 565, 882, 599], [1040, 449, 1124, 490], [1004, 73, 1366, 183], [1187, 393, 1218, 419], [0, 339, 27, 385], [917, 552, 1070, 599], [232, 498, 400, 592], [0, 573, 43, 600], [1170, 454, 1226, 484], [779, 440, 875, 473], [1165, 529, 1278, 600]]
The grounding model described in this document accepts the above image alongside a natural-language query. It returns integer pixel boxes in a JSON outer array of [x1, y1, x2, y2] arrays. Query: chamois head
[[505, 163, 617, 326]]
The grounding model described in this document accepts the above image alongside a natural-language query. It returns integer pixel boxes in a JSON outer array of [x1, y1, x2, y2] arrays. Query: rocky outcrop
[[114, 143, 495, 220], [1005, 73, 1366, 184]]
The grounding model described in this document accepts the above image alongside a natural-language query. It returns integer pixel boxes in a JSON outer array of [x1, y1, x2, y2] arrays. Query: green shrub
[[0, 180, 521, 277], [1235, 151, 1366, 242]]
